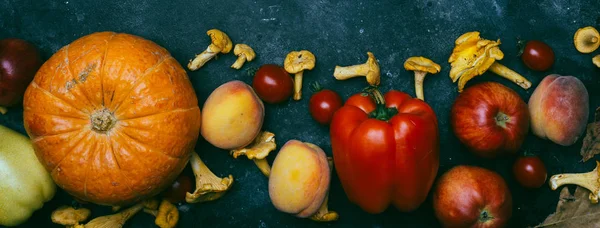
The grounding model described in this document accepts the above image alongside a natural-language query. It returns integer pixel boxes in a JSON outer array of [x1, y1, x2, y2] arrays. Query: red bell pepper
[[330, 87, 440, 213]]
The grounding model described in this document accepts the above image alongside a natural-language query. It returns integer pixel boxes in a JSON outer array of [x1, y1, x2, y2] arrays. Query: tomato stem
[[311, 81, 323, 93]]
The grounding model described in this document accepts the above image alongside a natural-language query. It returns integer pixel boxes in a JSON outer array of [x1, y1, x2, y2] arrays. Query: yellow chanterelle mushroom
[[333, 52, 380, 86], [231, 44, 256, 69], [188, 29, 233, 71], [284, 50, 316, 100], [404, 56, 441, 101], [448, 31, 531, 92], [574, 26, 600, 53], [593, 54, 600, 68]]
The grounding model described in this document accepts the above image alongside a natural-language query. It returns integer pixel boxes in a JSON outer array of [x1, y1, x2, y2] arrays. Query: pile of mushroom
[[188, 29, 255, 71], [448, 31, 531, 92]]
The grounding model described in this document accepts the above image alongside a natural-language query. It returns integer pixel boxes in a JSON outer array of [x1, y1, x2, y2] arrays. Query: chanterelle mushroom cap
[[574, 26, 600, 53], [404, 56, 441, 74], [593, 54, 600, 68], [207, 29, 233, 53], [363, 52, 381, 85], [284, 50, 316, 73], [447, 31, 531, 92], [234, 44, 255, 60]]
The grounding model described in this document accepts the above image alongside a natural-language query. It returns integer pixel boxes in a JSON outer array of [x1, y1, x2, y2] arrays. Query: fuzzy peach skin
[[268, 140, 331, 218], [201, 80, 265, 150], [528, 74, 589, 146]]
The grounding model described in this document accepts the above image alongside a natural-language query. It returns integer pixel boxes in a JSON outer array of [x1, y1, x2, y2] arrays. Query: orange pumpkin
[[22, 32, 201, 206]]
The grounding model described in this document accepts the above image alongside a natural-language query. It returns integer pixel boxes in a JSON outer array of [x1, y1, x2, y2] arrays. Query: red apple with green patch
[[450, 82, 530, 158]]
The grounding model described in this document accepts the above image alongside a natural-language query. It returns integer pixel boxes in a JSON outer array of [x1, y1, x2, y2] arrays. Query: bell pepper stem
[[185, 152, 234, 203], [0, 106, 6, 114], [549, 161, 600, 204], [488, 62, 532, 90], [363, 86, 398, 121]]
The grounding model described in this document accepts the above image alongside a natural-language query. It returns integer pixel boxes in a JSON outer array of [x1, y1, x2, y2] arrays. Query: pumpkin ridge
[[32, 129, 88, 171], [30, 81, 88, 118], [98, 33, 116, 107], [117, 128, 182, 159], [64, 43, 98, 112], [118, 106, 197, 121], [108, 135, 138, 202], [24, 110, 88, 121], [50, 130, 92, 175], [111, 55, 171, 114]]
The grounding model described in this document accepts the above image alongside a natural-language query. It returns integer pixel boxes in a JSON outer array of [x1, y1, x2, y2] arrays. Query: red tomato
[[330, 88, 439, 213], [521, 40, 555, 71], [513, 155, 547, 188], [309, 88, 343, 125], [252, 64, 294, 104], [163, 174, 194, 203]]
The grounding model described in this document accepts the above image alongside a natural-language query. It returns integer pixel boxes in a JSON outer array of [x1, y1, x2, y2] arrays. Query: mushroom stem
[[293, 72, 304, 100], [333, 64, 369, 81], [413, 71, 428, 100], [0, 106, 6, 114], [590, 36, 599, 44], [188, 44, 221, 71], [185, 151, 234, 203], [230, 131, 276, 177], [231, 55, 247, 69], [84, 203, 144, 228], [488, 62, 532, 89], [310, 157, 339, 222], [549, 161, 600, 204], [253, 158, 271, 177]]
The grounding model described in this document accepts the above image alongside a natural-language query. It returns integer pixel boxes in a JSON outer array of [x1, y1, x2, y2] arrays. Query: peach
[[528, 74, 589, 146], [201, 80, 265, 150], [268, 140, 330, 218]]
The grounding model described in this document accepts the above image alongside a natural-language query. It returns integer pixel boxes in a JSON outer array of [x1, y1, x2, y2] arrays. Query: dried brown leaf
[[536, 187, 600, 227], [581, 107, 600, 162]]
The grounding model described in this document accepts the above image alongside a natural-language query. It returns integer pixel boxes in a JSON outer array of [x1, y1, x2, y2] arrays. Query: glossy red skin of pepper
[[330, 90, 440, 213]]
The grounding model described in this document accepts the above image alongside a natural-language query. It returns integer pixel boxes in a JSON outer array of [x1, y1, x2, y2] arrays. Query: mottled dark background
[[1, 0, 600, 227]]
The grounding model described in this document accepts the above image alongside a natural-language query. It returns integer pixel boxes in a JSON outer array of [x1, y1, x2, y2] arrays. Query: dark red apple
[[451, 82, 530, 158], [0, 38, 43, 107], [433, 165, 512, 228]]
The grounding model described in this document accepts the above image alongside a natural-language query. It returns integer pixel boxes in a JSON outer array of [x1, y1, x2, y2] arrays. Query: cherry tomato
[[252, 64, 294, 104], [521, 40, 555, 71], [513, 155, 547, 189], [309, 87, 343, 125], [163, 174, 193, 203]]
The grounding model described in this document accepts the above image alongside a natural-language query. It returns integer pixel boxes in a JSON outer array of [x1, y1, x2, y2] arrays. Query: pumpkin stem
[[91, 109, 116, 133]]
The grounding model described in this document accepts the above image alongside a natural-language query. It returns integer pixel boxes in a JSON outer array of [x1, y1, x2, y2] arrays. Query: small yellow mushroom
[[404, 56, 441, 101], [333, 52, 380, 86], [83, 202, 144, 228], [448, 31, 531, 92], [574, 26, 600, 53], [144, 200, 179, 228], [309, 157, 339, 222], [51, 206, 91, 227], [188, 29, 233, 71], [549, 161, 600, 204], [284, 50, 316, 100], [593, 54, 600, 68], [186, 151, 234, 203], [231, 131, 277, 177], [231, 44, 256, 69]]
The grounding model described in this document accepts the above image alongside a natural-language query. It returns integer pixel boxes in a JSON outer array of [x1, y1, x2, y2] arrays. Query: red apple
[[433, 165, 512, 228], [0, 38, 43, 107], [451, 82, 529, 158]]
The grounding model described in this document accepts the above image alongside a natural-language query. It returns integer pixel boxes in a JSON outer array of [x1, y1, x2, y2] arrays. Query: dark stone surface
[[1, 0, 600, 227]]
